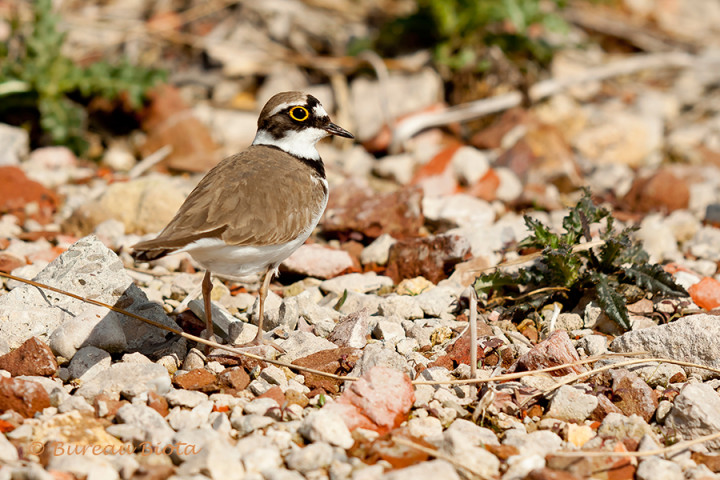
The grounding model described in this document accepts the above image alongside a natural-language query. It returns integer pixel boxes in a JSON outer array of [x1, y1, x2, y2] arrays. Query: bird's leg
[[202, 270, 213, 354], [250, 267, 285, 353]]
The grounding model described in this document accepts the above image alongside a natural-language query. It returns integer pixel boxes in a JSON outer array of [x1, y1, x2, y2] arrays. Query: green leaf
[[593, 272, 631, 330], [520, 215, 559, 249], [624, 264, 688, 297]]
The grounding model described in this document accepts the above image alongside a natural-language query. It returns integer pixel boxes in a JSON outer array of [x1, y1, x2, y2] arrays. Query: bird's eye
[[289, 106, 309, 122]]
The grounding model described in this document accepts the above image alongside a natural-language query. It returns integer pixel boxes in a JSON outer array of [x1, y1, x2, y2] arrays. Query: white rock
[[285, 442, 334, 473], [665, 383, 720, 449], [299, 410, 354, 449], [380, 460, 460, 480], [177, 437, 245, 480], [351, 68, 443, 141], [503, 454, 545, 480], [279, 331, 337, 363], [636, 457, 683, 480], [422, 194, 494, 229], [503, 430, 563, 458], [0, 123, 29, 165], [242, 446, 283, 474], [545, 385, 599, 422], [115, 403, 174, 446], [0, 235, 178, 355], [0, 431, 18, 462], [407, 417, 443, 441], [320, 272, 394, 295], [378, 295, 423, 319], [451, 146, 490, 185], [360, 234, 397, 266], [165, 389, 208, 408], [48, 455, 119, 480], [610, 314, 720, 379], [75, 363, 171, 401]]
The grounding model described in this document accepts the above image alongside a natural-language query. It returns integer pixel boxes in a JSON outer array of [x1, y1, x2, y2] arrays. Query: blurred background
[[1, 0, 719, 290]]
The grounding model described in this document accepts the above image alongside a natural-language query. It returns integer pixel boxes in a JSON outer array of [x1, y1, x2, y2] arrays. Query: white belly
[[177, 232, 311, 280]]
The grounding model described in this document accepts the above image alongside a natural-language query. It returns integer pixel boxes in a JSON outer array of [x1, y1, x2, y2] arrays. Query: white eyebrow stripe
[[269, 101, 304, 117], [313, 104, 328, 118]]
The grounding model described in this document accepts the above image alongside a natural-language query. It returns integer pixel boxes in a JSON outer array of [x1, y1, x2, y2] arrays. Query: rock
[[176, 437, 244, 480], [688, 277, 720, 310], [380, 459, 460, 480], [610, 369, 657, 422], [324, 366, 414, 434], [67, 346, 112, 382], [299, 409, 354, 449], [0, 377, 50, 418], [115, 403, 174, 446], [545, 385, 599, 422], [597, 412, 654, 442], [281, 244, 355, 279], [0, 166, 60, 225], [241, 443, 283, 474], [573, 109, 662, 168], [139, 84, 221, 172], [0, 235, 179, 355], [636, 457, 682, 480], [0, 123, 29, 165], [378, 295, 424, 320], [373, 319, 407, 344], [285, 442, 334, 473], [47, 454, 119, 480], [423, 194, 495, 230], [328, 309, 372, 348], [75, 362, 171, 401], [0, 337, 57, 377], [665, 383, 720, 449], [277, 332, 337, 364], [415, 286, 457, 318], [624, 168, 690, 213], [173, 368, 218, 392], [511, 331, 586, 376], [218, 367, 251, 392], [411, 145, 461, 197], [0, 432, 18, 462], [610, 314, 720, 379], [504, 430, 564, 458], [292, 347, 361, 393], [351, 68, 443, 142], [322, 181, 424, 241], [385, 234, 470, 284], [320, 272, 394, 295], [350, 343, 411, 377], [165, 389, 208, 409], [407, 416, 443, 440], [64, 175, 193, 236], [360, 234, 397, 266]]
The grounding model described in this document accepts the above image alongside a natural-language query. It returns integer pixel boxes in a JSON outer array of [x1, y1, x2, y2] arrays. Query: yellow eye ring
[[289, 106, 309, 122]]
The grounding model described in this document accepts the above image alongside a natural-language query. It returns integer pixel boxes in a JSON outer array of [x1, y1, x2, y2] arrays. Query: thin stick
[[391, 52, 699, 149], [0, 272, 357, 381], [552, 431, 720, 458], [520, 357, 720, 407]]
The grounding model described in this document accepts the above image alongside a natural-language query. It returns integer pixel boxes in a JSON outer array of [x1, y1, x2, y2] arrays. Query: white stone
[[665, 383, 720, 449], [299, 410, 354, 449], [360, 234, 397, 266], [545, 385, 599, 422]]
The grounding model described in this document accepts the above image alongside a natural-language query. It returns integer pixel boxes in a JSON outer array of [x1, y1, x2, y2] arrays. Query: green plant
[[0, 0, 165, 154], [475, 189, 687, 330], [365, 0, 569, 72]]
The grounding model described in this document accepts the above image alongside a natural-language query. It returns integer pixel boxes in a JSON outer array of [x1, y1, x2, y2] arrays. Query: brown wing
[[132, 146, 326, 258]]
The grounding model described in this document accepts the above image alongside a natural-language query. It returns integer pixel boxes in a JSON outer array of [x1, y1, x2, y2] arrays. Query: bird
[[132, 91, 353, 351]]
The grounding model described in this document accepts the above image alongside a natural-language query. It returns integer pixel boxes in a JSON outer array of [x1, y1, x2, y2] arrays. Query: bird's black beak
[[325, 122, 354, 139]]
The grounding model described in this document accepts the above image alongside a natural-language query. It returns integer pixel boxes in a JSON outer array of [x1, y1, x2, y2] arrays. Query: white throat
[[252, 128, 329, 160]]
